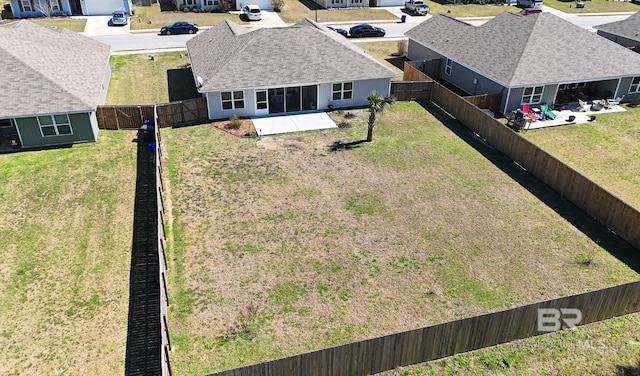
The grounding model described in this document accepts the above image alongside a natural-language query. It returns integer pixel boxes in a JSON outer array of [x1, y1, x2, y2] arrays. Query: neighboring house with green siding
[[0, 21, 111, 151]]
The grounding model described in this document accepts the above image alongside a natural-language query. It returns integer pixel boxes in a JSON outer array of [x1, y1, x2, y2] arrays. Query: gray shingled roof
[[405, 12, 640, 87], [0, 21, 111, 119], [594, 11, 640, 43], [186, 19, 398, 92]]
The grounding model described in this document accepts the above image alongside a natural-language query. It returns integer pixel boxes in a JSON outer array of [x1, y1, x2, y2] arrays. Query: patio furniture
[[590, 102, 603, 111], [606, 95, 624, 107], [521, 103, 539, 121], [540, 103, 557, 120]]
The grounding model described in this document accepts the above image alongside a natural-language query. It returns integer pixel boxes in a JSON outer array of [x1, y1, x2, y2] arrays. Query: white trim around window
[[221, 91, 245, 110], [37, 114, 73, 137], [629, 77, 640, 94], [521, 86, 544, 104], [21, 0, 33, 12], [445, 58, 453, 76], [332, 82, 353, 101]]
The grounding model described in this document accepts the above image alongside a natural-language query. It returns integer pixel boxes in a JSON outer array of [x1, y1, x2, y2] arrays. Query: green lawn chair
[[540, 103, 557, 120]]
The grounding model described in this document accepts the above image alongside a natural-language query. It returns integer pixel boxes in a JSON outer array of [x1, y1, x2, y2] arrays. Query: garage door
[[84, 0, 127, 15]]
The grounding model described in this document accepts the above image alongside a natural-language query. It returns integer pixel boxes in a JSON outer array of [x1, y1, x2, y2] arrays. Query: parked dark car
[[349, 24, 385, 38], [160, 21, 198, 35], [327, 26, 348, 37]]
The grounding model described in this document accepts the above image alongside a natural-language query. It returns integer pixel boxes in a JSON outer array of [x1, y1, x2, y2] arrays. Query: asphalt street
[[86, 8, 634, 53]]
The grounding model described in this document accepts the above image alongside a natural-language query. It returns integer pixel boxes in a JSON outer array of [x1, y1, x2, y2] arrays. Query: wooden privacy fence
[[97, 97, 208, 129], [154, 125, 172, 376], [391, 81, 432, 101], [404, 60, 438, 80], [97, 105, 155, 130], [207, 281, 640, 376], [156, 97, 208, 128], [464, 93, 503, 116], [429, 81, 640, 251]]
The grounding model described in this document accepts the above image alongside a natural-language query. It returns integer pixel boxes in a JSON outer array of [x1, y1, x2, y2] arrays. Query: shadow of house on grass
[[418, 100, 640, 274], [167, 67, 201, 102]]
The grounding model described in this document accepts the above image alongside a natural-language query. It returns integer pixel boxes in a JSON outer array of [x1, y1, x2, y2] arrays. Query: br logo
[[537, 308, 582, 332]]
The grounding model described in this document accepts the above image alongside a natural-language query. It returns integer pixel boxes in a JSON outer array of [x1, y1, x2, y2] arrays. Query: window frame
[[21, 0, 33, 12], [521, 85, 544, 104], [332, 82, 353, 101], [37, 114, 73, 137], [445, 58, 453, 76], [629, 77, 640, 94], [220, 90, 245, 110]]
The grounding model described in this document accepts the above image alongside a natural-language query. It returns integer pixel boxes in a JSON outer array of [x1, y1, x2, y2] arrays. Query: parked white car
[[111, 10, 128, 26], [243, 4, 261, 21]]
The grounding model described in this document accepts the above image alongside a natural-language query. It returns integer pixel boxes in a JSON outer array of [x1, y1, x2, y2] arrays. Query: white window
[[332, 82, 353, 101], [184, 0, 196, 5], [629, 77, 640, 94], [21, 0, 32, 12], [221, 91, 244, 110], [49, 0, 60, 11], [205, 0, 218, 5], [445, 58, 452, 76], [522, 86, 543, 104], [38, 114, 72, 137]]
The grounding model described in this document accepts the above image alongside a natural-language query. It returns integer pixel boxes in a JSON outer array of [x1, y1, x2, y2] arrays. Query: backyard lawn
[[522, 107, 640, 209], [161, 102, 640, 375], [0, 131, 137, 375]]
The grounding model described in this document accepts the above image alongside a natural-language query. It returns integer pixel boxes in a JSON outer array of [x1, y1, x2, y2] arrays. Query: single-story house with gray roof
[[405, 12, 640, 115], [186, 18, 398, 120], [9, 0, 132, 17], [594, 12, 640, 54], [0, 21, 111, 150]]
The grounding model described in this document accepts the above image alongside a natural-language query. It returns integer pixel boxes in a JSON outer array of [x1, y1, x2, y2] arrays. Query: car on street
[[160, 21, 199, 35], [516, 8, 542, 16], [243, 4, 262, 21], [349, 24, 386, 38], [111, 10, 128, 26], [327, 26, 348, 37]]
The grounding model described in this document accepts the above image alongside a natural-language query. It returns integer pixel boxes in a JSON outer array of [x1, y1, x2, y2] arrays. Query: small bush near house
[[272, 0, 284, 12], [226, 114, 242, 130], [396, 40, 408, 57]]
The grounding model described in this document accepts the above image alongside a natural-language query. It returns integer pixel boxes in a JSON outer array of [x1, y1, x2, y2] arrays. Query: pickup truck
[[404, 0, 430, 15]]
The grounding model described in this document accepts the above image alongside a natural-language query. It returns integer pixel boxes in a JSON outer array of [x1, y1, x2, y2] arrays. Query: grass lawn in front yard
[[162, 102, 640, 375], [107, 52, 194, 105], [522, 107, 640, 209], [0, 130, 137, 375], [424, 1, 520, 17], [545, 0, 639, 13], [278, 0, 398, 24], [1, 18, 86, 32], [131, 3, 244, 30]]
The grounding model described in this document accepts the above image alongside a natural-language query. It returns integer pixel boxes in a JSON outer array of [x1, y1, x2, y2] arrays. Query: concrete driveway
[[252, 112, 337, 136], [80, 15, 131, 36]]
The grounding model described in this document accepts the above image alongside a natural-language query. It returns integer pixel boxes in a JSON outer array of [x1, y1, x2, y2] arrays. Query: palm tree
[[366, 91, 395, 142]]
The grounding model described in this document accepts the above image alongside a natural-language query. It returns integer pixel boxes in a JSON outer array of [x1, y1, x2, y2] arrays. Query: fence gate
[[391, 81, 432, 102], [97, 105, 155, 130], [156, 98, 208, 128]]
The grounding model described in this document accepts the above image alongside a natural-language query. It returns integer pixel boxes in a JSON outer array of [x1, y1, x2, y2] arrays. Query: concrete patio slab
[[252, 112, 337, 136], [524, 104, 626, 130]]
